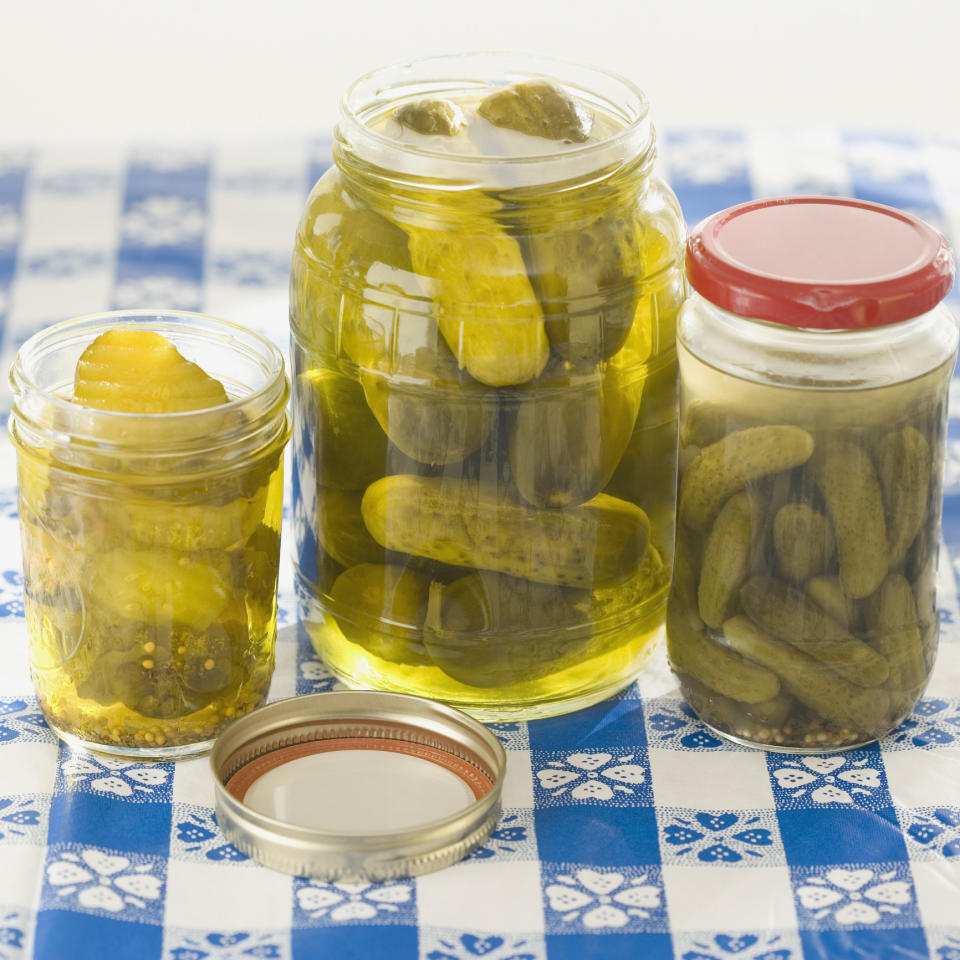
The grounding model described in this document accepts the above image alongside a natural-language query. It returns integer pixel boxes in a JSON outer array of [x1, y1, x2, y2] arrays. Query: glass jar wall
[[9, 311, 290, 758], [290, 54, 686, 719], [668, 197, 957, 751]]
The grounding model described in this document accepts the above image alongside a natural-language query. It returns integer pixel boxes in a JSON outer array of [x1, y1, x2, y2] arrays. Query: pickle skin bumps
[[395, 98, 465, 136]]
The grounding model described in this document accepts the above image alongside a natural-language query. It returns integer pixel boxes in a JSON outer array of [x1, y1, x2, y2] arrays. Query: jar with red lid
[[667, 196, 957, 752]]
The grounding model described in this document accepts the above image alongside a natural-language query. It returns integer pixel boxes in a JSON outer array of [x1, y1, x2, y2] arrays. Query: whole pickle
[[361, 475, 649, 588], [813, 440, 888, 598], [864, 573, 929, 714], [395, 98, 464, 136], [423, 571, 593, 686], [328, 563, 431, 664], [680, 425, 815, 532], [508, 361, 641, 509], [740, 576, 889, 687], [805, 575, 857, 630], [773, 503, 836, 582], [317, 488, 384, 569], [297, 368, 387, 490], [665, 603, 780, 703], [873, 426, 931, 569], [477, 79, 593, 142], [698, 492, 753, 629], [592, 544, 668, 622], [722, 615, 890, 735]]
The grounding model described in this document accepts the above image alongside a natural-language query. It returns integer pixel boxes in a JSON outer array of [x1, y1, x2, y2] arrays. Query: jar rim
[[336, 51, 654, 187]]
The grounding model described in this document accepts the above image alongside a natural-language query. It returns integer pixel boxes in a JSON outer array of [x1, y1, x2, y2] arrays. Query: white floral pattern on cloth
[[845, 136, 927, 183], [423, 931, 542, 960], [542, 866, 665, 933], [33, 171, 116, 194], [660, 810, 781, 865], [172, 808, 249, 865], [293, 879, 415, 926], [0, 571, 23, 618], [791, 864, 918, 930], [112, 274, 202, 311], [768, 754, 887, 808], [122, 196, 205, 246], [0, 797, 45, 844], [644, 699, 727, 751], [210, 253, 290, 287], [930, 931, 960, 960], [533, 751, 649, 806], [664, 132, 749, 185], [165, 930, 288, 960], [887, 698, 960, 750], [59, 750, 172, 802], [903, 806, 960, 859], [673, 931, 796, 960], [295, 656, 338, 696], [0, 909, 25, 959], [43, 846, 165, 920], [0, 205, 20, 249], [467, 812, 534, 863], [23, 251, 107, 278], [0, 699, 54, 745]]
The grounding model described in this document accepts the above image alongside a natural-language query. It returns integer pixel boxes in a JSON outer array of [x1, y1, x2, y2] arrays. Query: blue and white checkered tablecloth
[[0, 131, 958, 960]]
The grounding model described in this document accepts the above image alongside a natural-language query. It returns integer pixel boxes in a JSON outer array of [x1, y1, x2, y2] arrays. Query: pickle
[[317, 488, 385, 569], [361, 475, 649, 588], [113, 488, 266, 552], [424, 572, 593, 686], [359, 363, 495, 466], [722, 615, 890, 735], [805, 575, 856, 630], [682, 677, 793, 734], [773, 503, 836, 582], [395, 98, 465, 136], [740, 576, 889, 687], [508, 361, 641, 509], [697, 492, 753, 629], [298, 368, 388, 490], [665, 604, 780, 703], [405, 219, 550, 387], [679, 425, 815, 531], [477, 79, 593, 142], [591, 545, 668, 621], [328, 563, 431, 664], [864, 573, 929, 713], [74, 329, 229, 413], [87, 549, 231, 631], [813, 440, 888, 598], [873, 427, 931, 569]]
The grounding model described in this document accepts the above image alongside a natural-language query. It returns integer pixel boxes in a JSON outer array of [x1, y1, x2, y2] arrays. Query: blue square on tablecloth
[[47, 789, 172, 855], [777, 807, 907, 865], [0, 698, 54, 745], [528, 696, 647, 751], [642, 696, 732, 752], [544, 932, 673, 959], [536, 807, 661, 866], [294, 620, 338, 696], [800, 927, 928, 960], [291, 923, 417, 959], [656, 807, 785, 867], [766, 745, 892, 811], [531, 747, 652, 808], [884, 697, 960, 750], [34, 910, 162, 960]]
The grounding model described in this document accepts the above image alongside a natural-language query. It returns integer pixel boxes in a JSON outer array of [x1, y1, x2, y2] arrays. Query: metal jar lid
[[210, 691, 507, 881]]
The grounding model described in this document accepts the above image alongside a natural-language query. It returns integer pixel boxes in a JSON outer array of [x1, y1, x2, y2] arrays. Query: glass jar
[[9, 311, 290, 759], [290, 53, 685, 719], [668, 197, 957, 751]]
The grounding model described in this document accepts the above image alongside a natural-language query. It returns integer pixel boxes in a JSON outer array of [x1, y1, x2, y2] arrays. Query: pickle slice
[[74, 329, 229, 413], [478, 79, 593, 142]]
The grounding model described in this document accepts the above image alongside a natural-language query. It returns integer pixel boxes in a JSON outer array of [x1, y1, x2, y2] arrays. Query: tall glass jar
[[668, 197, 957, 751], [290, 54, 685, 719], [9, 311, 290, 759]]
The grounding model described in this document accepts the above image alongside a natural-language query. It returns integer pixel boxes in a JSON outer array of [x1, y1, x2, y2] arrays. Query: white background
[[3, 0, 959, 145]]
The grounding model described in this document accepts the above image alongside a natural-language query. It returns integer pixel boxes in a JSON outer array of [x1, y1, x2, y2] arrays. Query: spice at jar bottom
[[10, 313, 290, 759], [667, 196, 957, 752]]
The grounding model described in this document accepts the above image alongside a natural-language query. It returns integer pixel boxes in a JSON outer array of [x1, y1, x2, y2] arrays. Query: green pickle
[[22, 329, 284, 751], [291, 67, 685, 718], [668, 382, 944, 749]]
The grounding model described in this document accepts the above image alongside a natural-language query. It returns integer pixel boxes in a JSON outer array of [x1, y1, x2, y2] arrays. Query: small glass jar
[[290, 53, 685, 719], [9, 311, 290, 759], [668, 197, 957, 752]]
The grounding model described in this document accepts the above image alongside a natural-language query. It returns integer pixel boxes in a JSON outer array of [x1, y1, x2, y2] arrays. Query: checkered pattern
[[0, 132, 958, 959]]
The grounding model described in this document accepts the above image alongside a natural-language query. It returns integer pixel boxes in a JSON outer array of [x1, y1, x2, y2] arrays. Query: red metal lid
[[686, 196, 955, 329]]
